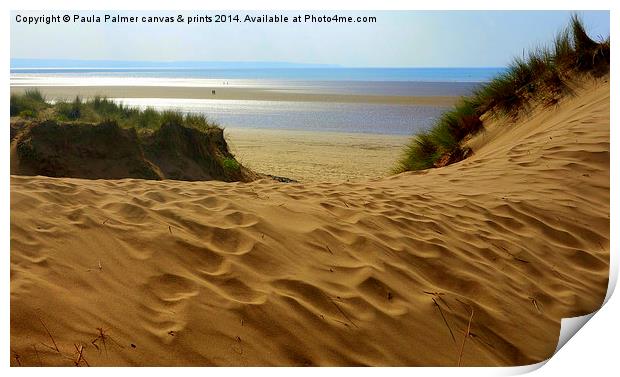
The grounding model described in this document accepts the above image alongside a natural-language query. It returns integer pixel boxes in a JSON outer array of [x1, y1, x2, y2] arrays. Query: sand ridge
[[9, 79, 609, 366]]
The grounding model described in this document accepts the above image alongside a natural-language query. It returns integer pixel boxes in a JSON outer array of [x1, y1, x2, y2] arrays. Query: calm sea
[[10, 67, 504, 135]]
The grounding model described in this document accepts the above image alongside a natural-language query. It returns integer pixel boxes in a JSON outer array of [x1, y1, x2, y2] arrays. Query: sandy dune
[[10, 78, 609, 366]]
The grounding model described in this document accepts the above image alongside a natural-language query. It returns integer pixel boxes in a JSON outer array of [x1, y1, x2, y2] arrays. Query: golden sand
[[10, 79, 609, 366], [226, 128, 409, 182]]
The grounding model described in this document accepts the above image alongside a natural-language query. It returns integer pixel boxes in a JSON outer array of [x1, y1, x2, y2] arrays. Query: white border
[[0, 1, 615, 10], [2, 1, 617, 376]]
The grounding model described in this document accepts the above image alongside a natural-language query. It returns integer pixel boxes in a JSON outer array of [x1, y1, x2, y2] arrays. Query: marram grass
[[395, 15, 609, 173], [10, 91, 220, 133]]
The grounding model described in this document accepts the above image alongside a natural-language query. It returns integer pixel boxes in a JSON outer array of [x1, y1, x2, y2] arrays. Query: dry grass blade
[[424, 291, 455, 313], [437, 295, 455, 312], [529, 296, 542, 313], [457, 304, 475, 367], [328, 296, 359, 329], [432, 298, 456, 343], [38, 316, 60, 352], [73, 344, 90, 366], [11, 349, 22, 366], [92, 327, 125, 355], [33, 344, 42, 366]]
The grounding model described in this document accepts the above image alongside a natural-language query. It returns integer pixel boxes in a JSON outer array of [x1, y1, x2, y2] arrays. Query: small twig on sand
[[457, 304, 475, 367], [73, 344, 90, 366], [328, 296, 359, 329], [87, 260, 104, 272], [437, 295, 455, 312], [330, 318, 351, 327], [424, 291, 454, 312], [168, 225, 173, 234], [33, 344, 42, 366], [92, 327, 124, 355], [496, 244, 530, 263], [529, 296, 542, 313], [11, 349, 21, 366], [325, 245, 334, 255], [432, 298, 456, 343], [512, 256, 530, 263], [423, 291, 445, 296], [38, 316, 60, 353]]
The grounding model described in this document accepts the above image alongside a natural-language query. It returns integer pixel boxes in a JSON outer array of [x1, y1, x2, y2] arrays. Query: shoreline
[[10, 85, 460, 106]]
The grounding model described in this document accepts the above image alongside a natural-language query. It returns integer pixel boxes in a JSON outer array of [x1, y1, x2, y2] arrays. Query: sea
[[10, 67, 504, 135]]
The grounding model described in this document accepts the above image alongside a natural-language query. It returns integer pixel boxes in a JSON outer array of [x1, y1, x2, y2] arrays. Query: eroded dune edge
[[10, 78, 609, 366]]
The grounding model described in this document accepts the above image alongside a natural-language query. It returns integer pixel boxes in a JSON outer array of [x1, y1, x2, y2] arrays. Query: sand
[[225, 128, 409, 182], [10, 86, 460, 107], [10, 78, 609, 366]]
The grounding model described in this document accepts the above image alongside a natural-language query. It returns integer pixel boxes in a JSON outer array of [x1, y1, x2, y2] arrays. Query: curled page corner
[[549, 239, 618, 357], [546, 265, 615, 362], [499, 360, 548, 375], [496, 313, 599, 376], [506, 261, 617, 375], [537, 258, 617, 371], [554, 312, 597, 354]]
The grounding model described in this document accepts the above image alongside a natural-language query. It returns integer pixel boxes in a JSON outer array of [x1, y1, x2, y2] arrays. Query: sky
[[10, 10, 610, 68]]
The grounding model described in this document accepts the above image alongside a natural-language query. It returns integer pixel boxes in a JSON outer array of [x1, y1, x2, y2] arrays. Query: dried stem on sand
[[92, 327, 124, 355], [457, 304, 475, 367], [73, 344, 90, 366], [38, 316, 60, 353], [431, 298, 456, 343]]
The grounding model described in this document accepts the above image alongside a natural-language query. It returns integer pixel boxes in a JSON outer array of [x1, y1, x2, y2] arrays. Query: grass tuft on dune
[[395, 14, 610, 173], [10, 91, 220, 133], [10, 89, 50, 118], [9, 92, 258, 182]]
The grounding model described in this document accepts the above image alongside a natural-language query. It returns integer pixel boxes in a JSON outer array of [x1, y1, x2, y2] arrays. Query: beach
[[226, 128, 409, 181], [9, 78, 610, 366], [10, 79, 457, 181], [10, 85, 460, 107]]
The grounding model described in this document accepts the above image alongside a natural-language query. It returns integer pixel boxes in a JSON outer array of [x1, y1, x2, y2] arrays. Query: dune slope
[[10, 79, 609, 366], [10, 120, 257, 182]]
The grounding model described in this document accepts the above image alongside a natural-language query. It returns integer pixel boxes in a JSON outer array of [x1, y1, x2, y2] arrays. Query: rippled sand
[[10, 78, 609, 366]]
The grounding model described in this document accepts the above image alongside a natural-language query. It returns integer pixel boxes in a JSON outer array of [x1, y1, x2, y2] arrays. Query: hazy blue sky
[[11, 10, 610, 67]]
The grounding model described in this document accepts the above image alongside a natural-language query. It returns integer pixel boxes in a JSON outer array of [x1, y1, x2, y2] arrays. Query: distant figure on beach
[[212, 89, 216, 95]]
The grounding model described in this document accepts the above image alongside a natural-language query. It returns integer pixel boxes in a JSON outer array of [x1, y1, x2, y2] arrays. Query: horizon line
[[10, 58, 507, 70]]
